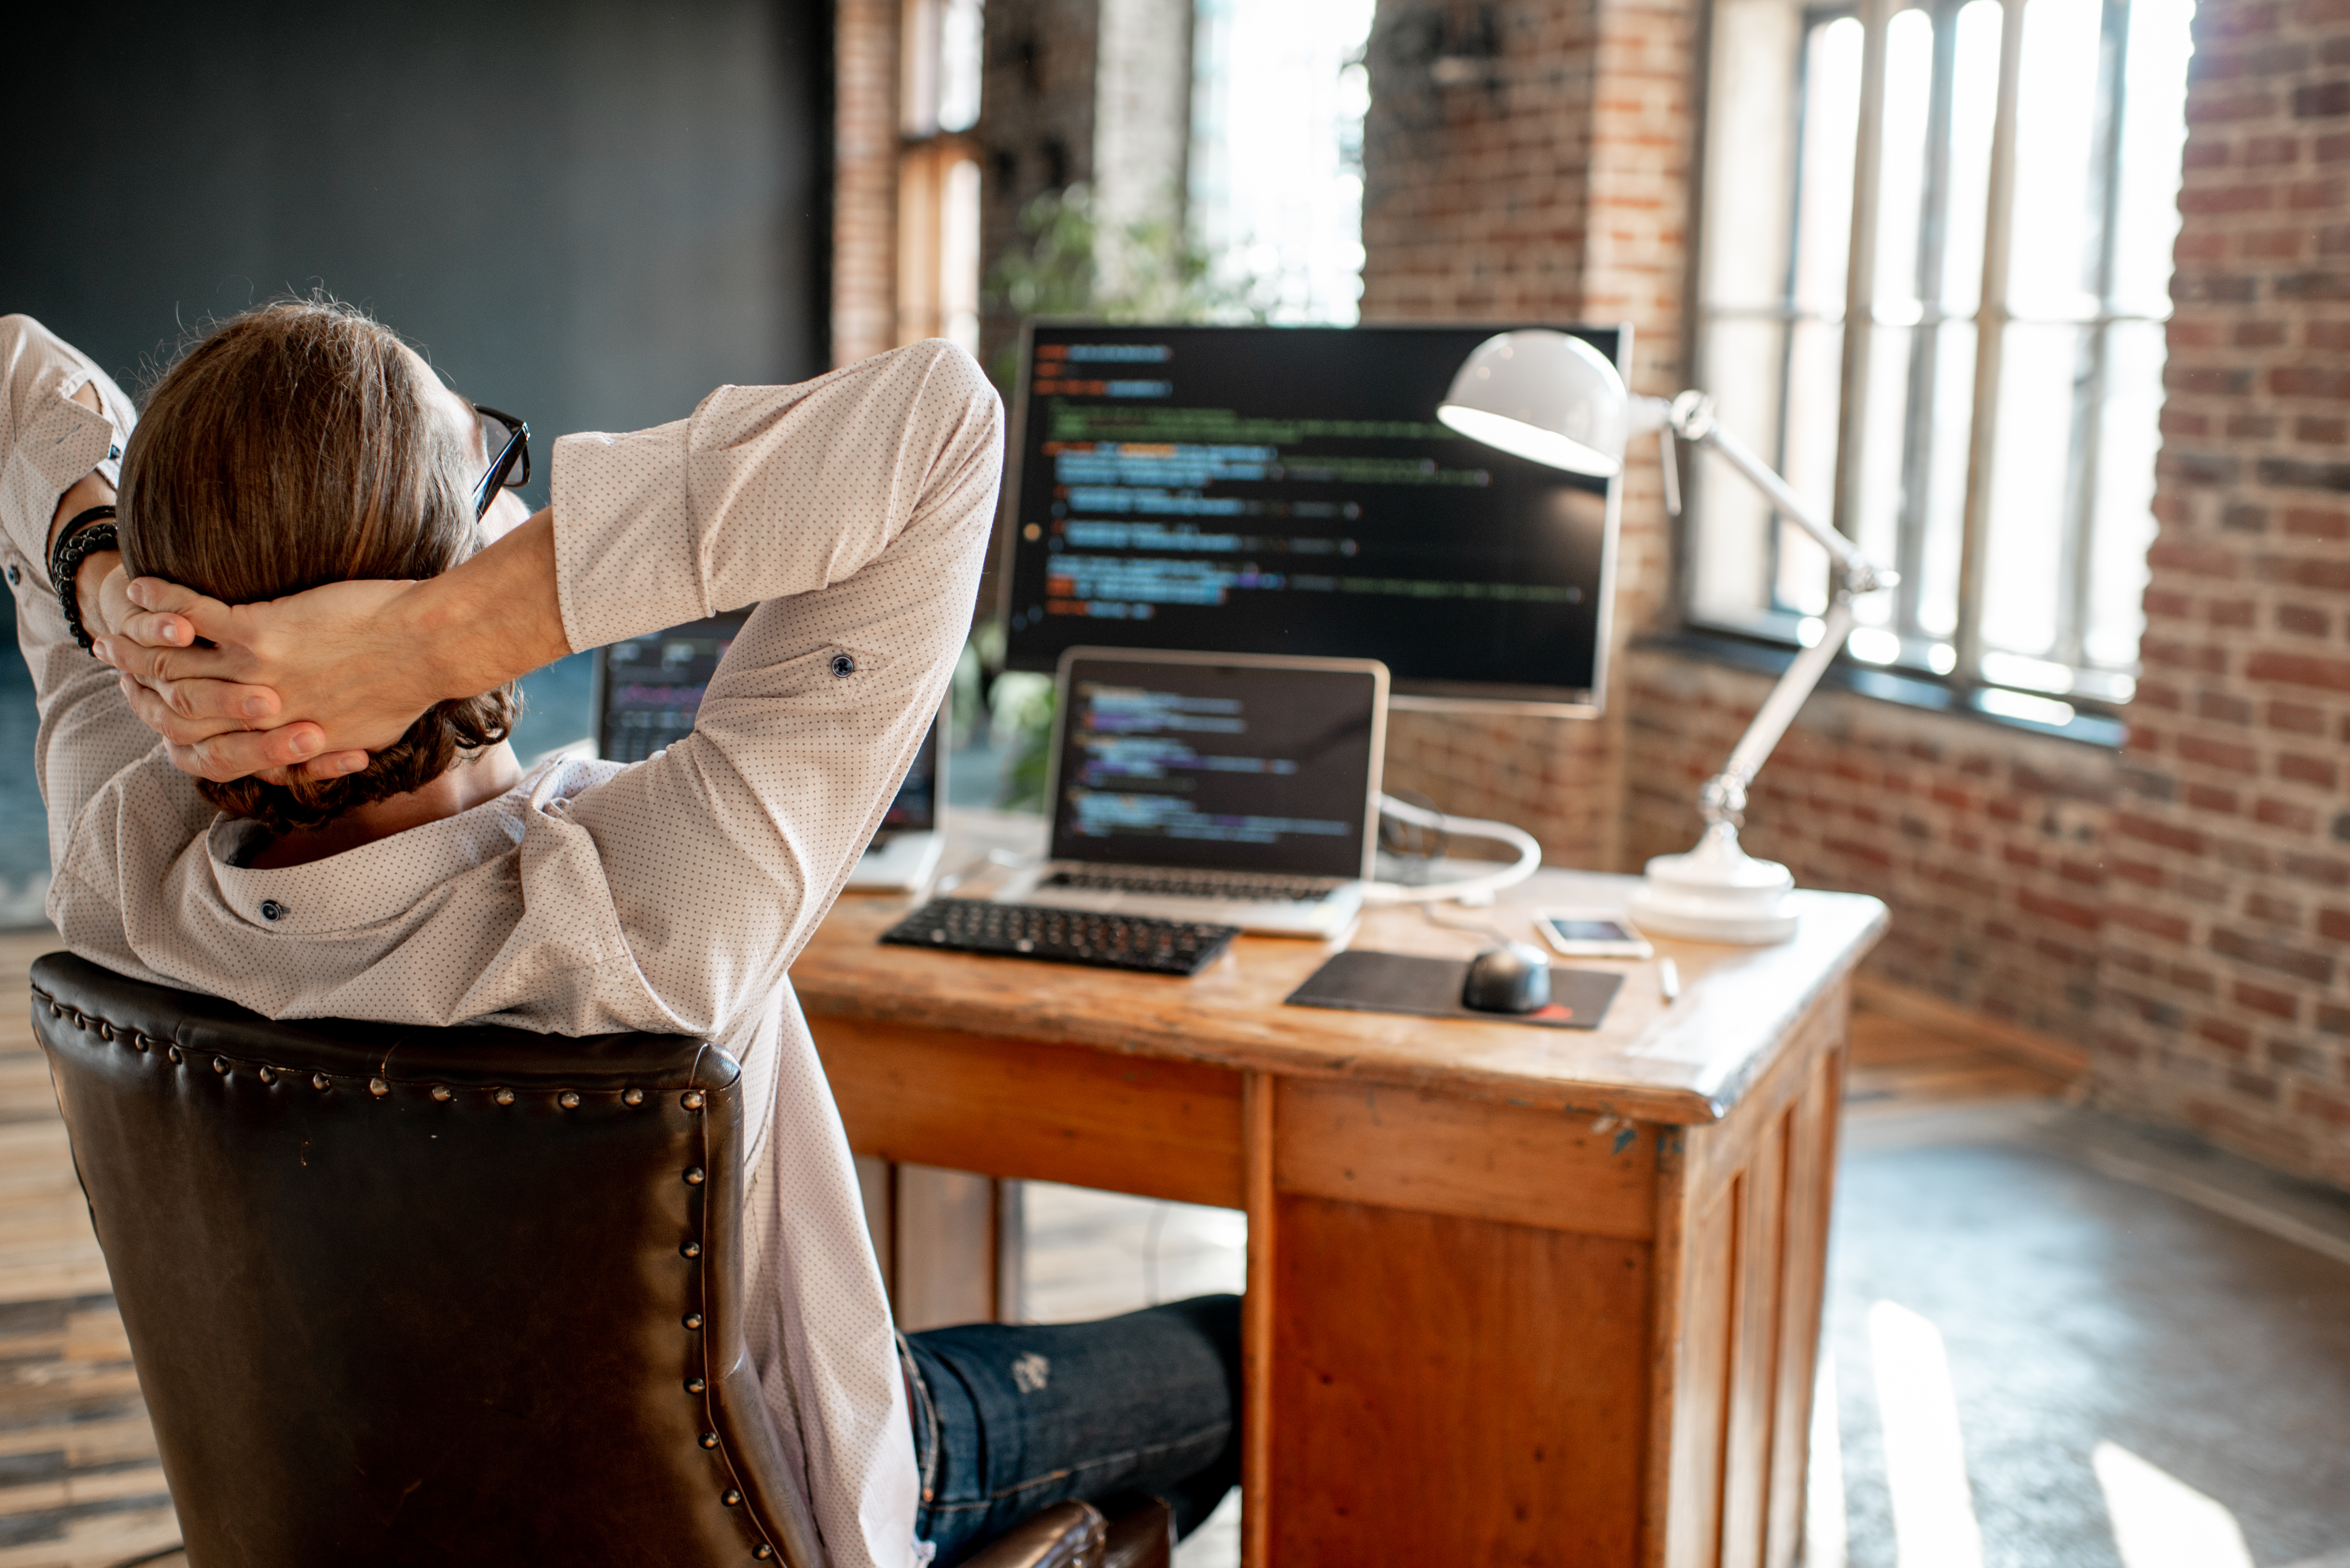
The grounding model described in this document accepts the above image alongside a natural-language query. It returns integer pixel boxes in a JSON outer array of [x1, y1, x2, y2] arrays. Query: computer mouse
[[1462, 942, 1553, 1014]]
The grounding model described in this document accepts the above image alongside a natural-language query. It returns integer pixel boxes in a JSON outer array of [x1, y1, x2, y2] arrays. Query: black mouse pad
[[1284, 950, 1622, 1030]]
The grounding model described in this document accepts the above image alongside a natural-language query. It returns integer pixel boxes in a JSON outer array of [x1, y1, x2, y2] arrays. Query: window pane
[[1846, 316, 1975, 643], [1982, 0, 2185, 683], [2006, 0, 2107, 322], [938, 0, 984, 133], [1852, 321, 1917, 577], [1685, 0, 2181, 694], [1981, 321, 2086, 658], [1690, 8, 1859, 629], [1852, 2, 1997, 652], [1872, 8, 1936, 317], [1700, 0, 1806, 311], [1783, 15, 1864, 618], [2111, 0, 2193, 317], [1939, 0, 2003, 314], [2084, 318, 2165, 670], [1913, 319, 1978, 639], [1777, 317, 1845, 616], [941, 157, 984, 355], [1692, 319, 1790, 627], [1189, 0, 1375, 322], [1795, 17, 1866, 318]]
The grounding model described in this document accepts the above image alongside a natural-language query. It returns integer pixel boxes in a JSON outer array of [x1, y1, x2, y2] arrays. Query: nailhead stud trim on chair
[[39, 960, 1170, 1568], [31, 958, 808, 1568]]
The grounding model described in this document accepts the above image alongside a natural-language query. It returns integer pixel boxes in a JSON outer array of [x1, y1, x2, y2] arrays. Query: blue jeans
[[901, 1294, 1242, 1565]]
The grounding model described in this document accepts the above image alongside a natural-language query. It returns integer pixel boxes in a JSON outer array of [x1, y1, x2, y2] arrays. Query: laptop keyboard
[[881, 901, 1239, 976], [1039, 868, 1345, 903]]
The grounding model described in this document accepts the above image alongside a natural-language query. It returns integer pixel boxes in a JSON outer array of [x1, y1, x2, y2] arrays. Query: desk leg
[[1242, 1072, 1276, 1568], [854, 1158, 1025, 1331]]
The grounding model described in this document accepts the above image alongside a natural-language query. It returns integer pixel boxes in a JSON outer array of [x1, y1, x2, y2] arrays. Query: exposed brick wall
[[1361, 4, 1599, 323], [827, 0, 2343, 1185], [834, 0, 900, 367], [1623, 652, 2118, 1045], [1361, 0, 1696, 869], [2099, 0, 2350, 1189], [1620, 0, 2350, 1189]]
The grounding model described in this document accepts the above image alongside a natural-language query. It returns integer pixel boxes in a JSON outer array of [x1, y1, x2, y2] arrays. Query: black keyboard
[[880, 900, 1239, 976], [1039, 868, 1341, 903]]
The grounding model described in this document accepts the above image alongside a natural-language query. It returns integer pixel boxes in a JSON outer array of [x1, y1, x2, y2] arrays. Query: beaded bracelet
[[50, 507, 120, 653]]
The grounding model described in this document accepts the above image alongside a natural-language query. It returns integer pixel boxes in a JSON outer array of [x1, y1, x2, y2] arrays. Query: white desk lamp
[[1436, 330, 1897, 943]]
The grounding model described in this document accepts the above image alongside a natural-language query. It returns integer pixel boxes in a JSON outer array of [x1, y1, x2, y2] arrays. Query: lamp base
[[1628, 821, 1800, 945]]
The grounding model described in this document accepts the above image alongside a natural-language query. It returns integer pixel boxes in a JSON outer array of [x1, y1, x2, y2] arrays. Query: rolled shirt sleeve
[[551, 340, 1001, 651], [0, 313, 130, 580], [544, 340, 1003, 1038], [0, 315, 197, 892]]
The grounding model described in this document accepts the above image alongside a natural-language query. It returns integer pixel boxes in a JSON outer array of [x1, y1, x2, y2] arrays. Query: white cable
[[1361, 792, 1543, 905]]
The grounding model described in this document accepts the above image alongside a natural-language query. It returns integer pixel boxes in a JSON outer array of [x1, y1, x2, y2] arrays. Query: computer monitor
[[595, 614, 940, 840], [998, 322, 1625, 714]]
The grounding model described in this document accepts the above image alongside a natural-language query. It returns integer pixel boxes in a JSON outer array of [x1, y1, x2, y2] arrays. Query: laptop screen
[[879, 721, 939, 836], [1049, 650, 1388, 879], [596, 613, 939, 835], [598, 614, 745, 765]]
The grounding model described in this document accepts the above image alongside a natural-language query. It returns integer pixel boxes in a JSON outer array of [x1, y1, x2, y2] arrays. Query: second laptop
[[989, 648, 1390, 938]]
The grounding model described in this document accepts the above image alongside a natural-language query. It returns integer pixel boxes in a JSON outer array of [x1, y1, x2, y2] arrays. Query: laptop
[[990, 648, 1389, 938], [844, 720, 944, 891], [596, 614, 945, 892]]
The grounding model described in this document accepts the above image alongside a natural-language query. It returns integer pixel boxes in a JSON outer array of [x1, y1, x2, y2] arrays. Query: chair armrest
[[1103, 1498, 1175, 1568], [956, 1501, 1107, 1568]]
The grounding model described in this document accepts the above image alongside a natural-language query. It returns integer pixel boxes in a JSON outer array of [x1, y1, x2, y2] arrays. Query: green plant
[[989, 671, 1058, 813], [982, 183, 1272, 390]]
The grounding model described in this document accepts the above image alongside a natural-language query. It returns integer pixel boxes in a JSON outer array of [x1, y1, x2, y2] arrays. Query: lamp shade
[[1437, 330, 1631, 477]]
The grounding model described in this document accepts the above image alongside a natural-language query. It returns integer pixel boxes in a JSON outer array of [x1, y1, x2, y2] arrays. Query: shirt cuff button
[[830, 653, 856, 678], [259, 900, 285, 922]]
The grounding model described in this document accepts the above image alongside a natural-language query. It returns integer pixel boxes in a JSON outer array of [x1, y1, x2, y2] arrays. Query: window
[[1692, 0, 2193, 724], [1190, 0, 1376, 322], [899, 0, 985, 353]]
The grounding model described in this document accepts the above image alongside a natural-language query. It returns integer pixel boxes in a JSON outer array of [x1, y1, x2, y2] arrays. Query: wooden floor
[[1843, 982, 2078, 1119], [0, 931, 178, 1568], [0, 934, 2074, 1568]]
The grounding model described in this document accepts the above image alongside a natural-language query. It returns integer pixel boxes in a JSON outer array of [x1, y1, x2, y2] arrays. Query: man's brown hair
[[118, 298, 516, 834]]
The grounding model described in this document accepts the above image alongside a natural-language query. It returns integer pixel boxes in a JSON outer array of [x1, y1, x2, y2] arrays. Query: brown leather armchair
[[32, 953, 1172, 1568]]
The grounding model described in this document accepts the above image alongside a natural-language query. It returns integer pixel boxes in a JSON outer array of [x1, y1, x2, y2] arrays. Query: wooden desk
[[795, 814, 1886, 1568]]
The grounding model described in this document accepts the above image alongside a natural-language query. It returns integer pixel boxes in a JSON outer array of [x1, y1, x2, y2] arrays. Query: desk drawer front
[[813, 1019, 1245, 1209], [1273, 1078, 1658, 1241]]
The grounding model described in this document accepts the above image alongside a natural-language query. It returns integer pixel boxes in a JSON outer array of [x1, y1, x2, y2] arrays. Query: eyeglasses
[[470, 405, 531, 519]]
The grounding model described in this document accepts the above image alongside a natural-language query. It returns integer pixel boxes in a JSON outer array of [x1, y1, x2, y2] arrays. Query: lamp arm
[[1700, 596, 1857, 825], [1660, 394, 1894, 597]]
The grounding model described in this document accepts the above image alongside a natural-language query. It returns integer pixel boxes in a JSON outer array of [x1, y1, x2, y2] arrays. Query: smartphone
[[1532, 910, 1655, 959]]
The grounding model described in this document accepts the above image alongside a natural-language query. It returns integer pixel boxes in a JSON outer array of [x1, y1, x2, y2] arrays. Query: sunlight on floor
[[1807, 1359, 1848, 1568], [1832, 1299, 2306, 1568], [2093, 1442, 2254, 1568], [1866, 1300, 1984, 1568]]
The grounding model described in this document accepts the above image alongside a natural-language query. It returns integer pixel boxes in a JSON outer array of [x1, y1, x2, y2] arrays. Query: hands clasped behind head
[[104, 297, 522, 809], [99, 575, 398, 784]]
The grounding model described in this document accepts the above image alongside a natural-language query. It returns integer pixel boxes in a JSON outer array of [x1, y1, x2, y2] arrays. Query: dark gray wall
[[6, 0, 830, 455], [0, 0, 831, 886]]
